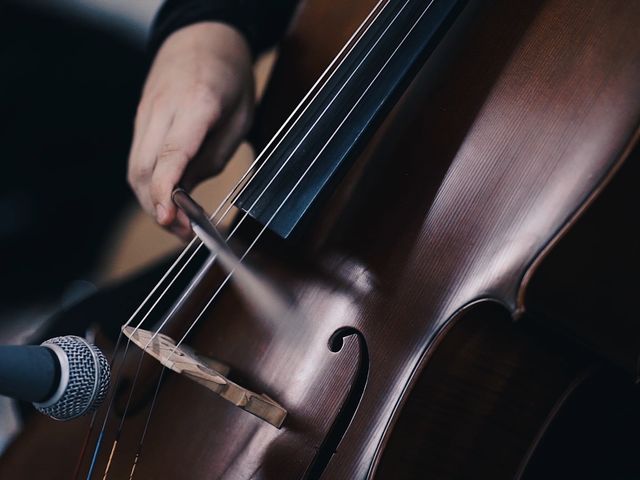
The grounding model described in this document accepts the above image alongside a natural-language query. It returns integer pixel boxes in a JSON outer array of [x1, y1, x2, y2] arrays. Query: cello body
[[2, 0, 640, 478]]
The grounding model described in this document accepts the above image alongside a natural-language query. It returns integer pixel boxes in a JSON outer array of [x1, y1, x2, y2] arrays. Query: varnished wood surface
[[375, 303, 591, 479], [319, 0, 640, 475], [1, 0, 639, 478]]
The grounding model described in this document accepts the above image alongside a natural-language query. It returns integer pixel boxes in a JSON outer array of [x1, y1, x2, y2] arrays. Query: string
[[127, 0, 391, 343], [119, 0, 431, 476], [79, 214, 215, 477], [121, 0, 393, 407], [120, 0, 394, 394], [126, 367, 167, 480], [111, 0, 392, 435], [171, 0, 425, 355], [86, 1, 391, 477], [133, 0, 392, 342], [141, 0, 397, 349]]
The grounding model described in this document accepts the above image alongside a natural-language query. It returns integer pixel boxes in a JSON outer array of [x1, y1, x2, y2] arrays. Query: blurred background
[[0, 0, 272, 452]]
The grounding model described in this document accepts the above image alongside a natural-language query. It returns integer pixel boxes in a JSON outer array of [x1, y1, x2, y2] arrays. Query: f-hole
[[306, 327, 370, 479]]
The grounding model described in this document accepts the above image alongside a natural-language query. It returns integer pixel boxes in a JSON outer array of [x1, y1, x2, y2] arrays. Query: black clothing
[[150, 0, 301, 57]]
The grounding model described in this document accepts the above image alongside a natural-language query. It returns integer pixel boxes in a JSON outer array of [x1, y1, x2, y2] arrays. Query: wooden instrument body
[[2, 0, 639, 478]]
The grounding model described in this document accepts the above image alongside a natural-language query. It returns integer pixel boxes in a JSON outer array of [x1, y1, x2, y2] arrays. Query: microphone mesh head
[[34, 336, 110, 421]]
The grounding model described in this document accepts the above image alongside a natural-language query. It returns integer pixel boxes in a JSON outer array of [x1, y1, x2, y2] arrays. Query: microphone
[[0, 336, 110, 421]]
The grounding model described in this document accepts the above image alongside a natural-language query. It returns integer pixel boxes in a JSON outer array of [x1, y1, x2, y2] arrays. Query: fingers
[[167, 209, 193, 242], [150, 91, 222, 222], [127, 22, 255, 240], [129, 88, 223, 236], [180, 105, 251, 191], [128, 100, 174, 216]]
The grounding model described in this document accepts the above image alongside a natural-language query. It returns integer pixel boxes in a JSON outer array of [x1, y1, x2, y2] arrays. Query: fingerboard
[[235, 0, 467, 238]]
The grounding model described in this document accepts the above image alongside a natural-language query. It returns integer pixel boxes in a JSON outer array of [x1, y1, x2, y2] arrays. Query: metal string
[[86, 1, 391, 478], [120, 0, 432, 476], [127, 0, 391, 342], [139, 0, 398, 350], [132, 0, 393, 342], [170, 0, 429, 356]]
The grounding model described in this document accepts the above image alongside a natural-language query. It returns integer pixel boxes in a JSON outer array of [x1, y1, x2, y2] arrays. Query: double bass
[[2, 0, 640, 477]]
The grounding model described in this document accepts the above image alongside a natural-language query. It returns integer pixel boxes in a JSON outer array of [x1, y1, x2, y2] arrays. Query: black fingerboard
[[236, 0, 467, 238]]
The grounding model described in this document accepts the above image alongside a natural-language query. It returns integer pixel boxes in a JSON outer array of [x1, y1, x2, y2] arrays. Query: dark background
[[0, 1, 149, 309], [0, 0, 161, 451]]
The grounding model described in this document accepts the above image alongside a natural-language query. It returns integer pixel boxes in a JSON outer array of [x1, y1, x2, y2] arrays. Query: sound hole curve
[[307, 327, 370, 479]]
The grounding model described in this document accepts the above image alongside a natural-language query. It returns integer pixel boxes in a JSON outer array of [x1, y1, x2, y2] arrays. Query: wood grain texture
[[2, 0, 639, 478]]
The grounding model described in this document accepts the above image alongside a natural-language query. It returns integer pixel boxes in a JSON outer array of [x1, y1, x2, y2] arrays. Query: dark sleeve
[[149, 0, 301, 58]]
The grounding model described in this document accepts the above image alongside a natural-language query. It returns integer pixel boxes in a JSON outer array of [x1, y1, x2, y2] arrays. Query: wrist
[[158, 21, 252, 68]]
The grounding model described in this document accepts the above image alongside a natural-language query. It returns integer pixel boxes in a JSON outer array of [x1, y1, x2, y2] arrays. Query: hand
[[128, 22, 255, 240]]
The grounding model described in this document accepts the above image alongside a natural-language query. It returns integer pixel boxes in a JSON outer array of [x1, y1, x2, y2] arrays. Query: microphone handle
[[0, 345, 60, 403]]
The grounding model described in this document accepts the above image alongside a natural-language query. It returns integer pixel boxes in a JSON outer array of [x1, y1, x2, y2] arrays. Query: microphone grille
[[34, 336, 110, 421]]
